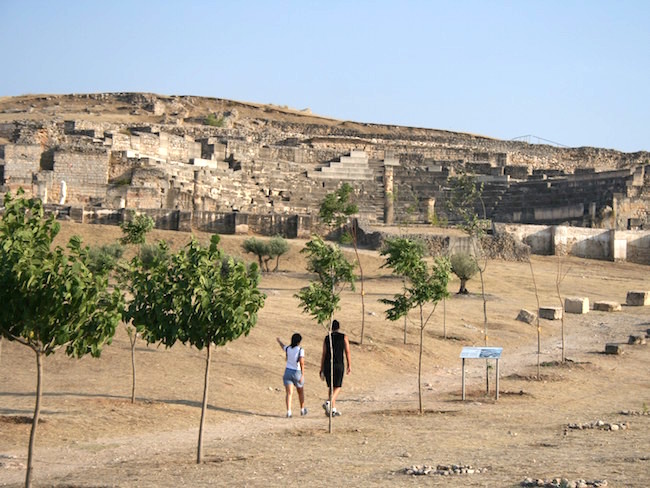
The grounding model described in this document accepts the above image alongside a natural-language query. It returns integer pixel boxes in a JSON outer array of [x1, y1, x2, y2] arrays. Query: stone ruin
[[0, 93, 649, 259]]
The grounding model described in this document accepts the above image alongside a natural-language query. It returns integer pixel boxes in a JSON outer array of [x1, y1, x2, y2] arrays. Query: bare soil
[[1, 223, 649, 487]]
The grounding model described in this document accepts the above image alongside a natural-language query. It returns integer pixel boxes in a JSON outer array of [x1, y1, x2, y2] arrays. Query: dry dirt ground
[[1, 223, 649, 487]]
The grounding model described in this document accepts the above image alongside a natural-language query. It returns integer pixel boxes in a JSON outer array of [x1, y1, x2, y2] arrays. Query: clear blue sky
[[2, 0, 648, 152]]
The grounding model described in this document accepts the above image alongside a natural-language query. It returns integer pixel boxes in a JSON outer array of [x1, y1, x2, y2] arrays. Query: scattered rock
[[564, 297, 589, 314], [566, 420, 629, 431], [625, 290, 649, 306], [619, 410, 650, 416], [521, 477, 608, 487], [517, 309, 537, 324], [403, 464, 488, 476], [593, 301, 621, 312], [539, 307, 562, 320], [628, 335, 647, 345], [605, 343, 623, 355]]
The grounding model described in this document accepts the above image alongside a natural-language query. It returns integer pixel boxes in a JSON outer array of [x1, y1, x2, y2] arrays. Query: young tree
[[295, 235, 355, 433], [142, 235, 265, 463], [120, 212, 155, 245], [380, 237, 450, 414], [450, 252, 479, 294], [0, 190, 122, 488], [556, 254, 570, 363], [447, 173, 491, 390], [319, 183, 368, 344], [121, 240, 171, 403]]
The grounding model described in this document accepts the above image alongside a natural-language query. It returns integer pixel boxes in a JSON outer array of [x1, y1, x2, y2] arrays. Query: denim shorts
[[283, 368, 304, 387]]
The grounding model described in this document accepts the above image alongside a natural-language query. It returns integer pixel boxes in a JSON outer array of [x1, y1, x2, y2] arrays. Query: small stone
[[517, 309, 537, 324], [593, 301, 621, 312], [610, 424, 619, 431]]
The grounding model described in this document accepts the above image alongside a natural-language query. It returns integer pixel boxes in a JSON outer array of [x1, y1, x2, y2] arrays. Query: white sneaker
[[286, 411, 292, 418], [322, 401, 330, 414], [332, 408, 341, 416], [301, 407, 308, 416]]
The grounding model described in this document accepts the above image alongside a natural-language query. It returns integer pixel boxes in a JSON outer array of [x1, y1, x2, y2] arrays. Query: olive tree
[[450, 252, 479, 294], [295, 235, 355, 432], [0, 190, 122, 488], [242, 236, 289, 272], [380, 237, 450, 414], [319, 183, 368, 344]]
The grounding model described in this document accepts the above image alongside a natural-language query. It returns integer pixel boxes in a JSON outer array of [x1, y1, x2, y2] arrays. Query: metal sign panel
[[460, 347, 503, 359]]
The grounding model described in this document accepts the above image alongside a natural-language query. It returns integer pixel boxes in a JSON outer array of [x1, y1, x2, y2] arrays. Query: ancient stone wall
[[52, 151, 110, 203]]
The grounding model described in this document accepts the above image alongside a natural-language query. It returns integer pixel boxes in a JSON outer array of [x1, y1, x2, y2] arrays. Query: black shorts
[[324, 364, 345, 388]]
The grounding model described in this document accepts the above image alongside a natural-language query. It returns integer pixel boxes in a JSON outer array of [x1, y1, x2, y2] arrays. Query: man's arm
[[344, 335, 351, 374]]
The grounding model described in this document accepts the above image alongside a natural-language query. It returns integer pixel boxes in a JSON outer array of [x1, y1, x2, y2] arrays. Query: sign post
[[460, 347, 503, 401]]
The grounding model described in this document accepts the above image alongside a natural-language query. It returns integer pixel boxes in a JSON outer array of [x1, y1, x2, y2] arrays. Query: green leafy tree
[[242, 236, 289, 272], [121, 240, 170, 403], [139, 235, 265, 463], [268, 235, 289, 272], [380, 237, 450, 414], [0, 190, 122, 488], [120, 212, 155, 245], [450, 252, 479, 294], [295, 235, 355, 432], [319, 183, 368, 344]]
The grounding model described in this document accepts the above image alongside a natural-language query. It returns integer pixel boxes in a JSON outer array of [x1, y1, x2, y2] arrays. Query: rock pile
[[619, 409, 649, 416], [521, 477, 607, 487], [566, 420, 629, 431], [402, 464, 488, 476]]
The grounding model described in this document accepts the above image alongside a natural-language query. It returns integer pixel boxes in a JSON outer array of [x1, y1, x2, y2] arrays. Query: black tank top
[[324, 332, 345, 366]]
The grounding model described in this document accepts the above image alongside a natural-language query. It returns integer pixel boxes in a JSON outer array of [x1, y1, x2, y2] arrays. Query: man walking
[[320, 319, 351, 416]]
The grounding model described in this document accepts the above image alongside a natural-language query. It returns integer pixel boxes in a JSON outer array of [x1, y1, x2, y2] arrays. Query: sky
[[1, 0, 648, 153]]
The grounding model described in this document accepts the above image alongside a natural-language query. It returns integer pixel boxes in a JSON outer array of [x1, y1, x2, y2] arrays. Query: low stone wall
[[494, 223, 650, 264], [71, 206, 312, 238]]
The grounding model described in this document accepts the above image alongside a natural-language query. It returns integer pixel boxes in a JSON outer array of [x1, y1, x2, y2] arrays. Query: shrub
[[204, 113, 225, 127], [120, 213, 155, 245], [87, 243, 125, 275]]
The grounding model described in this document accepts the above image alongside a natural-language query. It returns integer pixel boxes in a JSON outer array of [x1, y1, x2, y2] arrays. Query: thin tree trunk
[[328, 322, 334, 434], [418, 305, 424, 414], [25, 350, 43, 488], [528, 259, 542, 380], [443, 298, 447, 339], [129, 330, 137, 403], [403, 278, 407, 344], [197, 343, 211, 463], [351, 226, 366, 345]]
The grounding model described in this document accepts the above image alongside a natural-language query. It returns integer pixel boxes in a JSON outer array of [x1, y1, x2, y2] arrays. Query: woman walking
[[276, 333, 307, 418]]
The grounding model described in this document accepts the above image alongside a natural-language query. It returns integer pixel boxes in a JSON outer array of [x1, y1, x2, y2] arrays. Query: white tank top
[[283, 345, 304, 370]]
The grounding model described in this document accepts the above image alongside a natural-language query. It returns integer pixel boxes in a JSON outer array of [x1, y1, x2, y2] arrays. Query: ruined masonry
[[0, 93, 649, 257]]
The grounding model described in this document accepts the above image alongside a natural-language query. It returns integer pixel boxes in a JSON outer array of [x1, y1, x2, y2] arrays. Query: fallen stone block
[[516, 309, 537, 324], [628, 335, 647, 345], [539, 307, 562, 320], [565, 297, 589, 314], [605, 343, 623, 355], [594, 301, 621, 312], [626, 290, 650, 306]]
